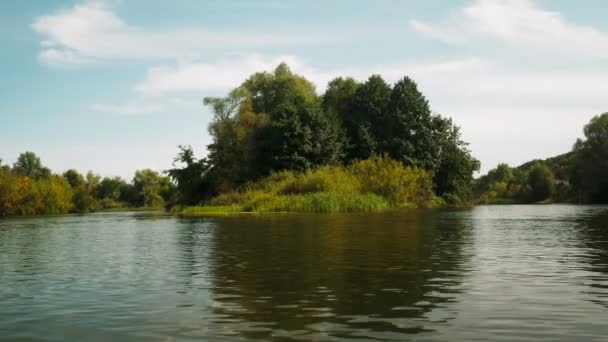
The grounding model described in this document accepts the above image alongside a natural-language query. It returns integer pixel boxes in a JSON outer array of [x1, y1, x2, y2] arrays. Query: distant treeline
[[0, 152, 172, 216], [168, 63, 480, 209], [475, 113, 608, 204]]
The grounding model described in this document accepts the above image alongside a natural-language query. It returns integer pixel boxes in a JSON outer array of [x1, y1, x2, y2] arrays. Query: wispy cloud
[[134, 54, 489, 95], [135, 55, 301, 94], [91, 96, 196, 116], [32, 1, 344, 66], [408, 0, 608, 57], [91, 102, 163, 116]]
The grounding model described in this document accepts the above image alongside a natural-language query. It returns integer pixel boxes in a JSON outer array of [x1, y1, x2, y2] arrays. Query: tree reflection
[[199, 210, 473, 340], [576, 208, 608, 308]]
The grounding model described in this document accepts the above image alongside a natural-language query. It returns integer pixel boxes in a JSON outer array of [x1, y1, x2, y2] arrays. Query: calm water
[[1, 205, 608, 341]]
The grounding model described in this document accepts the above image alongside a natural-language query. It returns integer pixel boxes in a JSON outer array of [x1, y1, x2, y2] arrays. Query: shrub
[[349, 155, 433, 206], [184, 155, 436, 214]]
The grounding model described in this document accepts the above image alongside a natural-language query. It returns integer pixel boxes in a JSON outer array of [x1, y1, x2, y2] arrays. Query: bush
[[350, 155, 433, 206], [187, 155, 434, 214]]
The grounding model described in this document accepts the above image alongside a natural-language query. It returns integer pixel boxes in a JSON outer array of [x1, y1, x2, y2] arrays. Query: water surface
[[1, 205, 608, 341]]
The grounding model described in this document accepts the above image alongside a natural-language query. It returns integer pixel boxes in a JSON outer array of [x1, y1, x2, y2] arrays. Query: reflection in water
[[200, 211, 473, 340], [1, 207, 608, 341], [576, 209, 608, 308]]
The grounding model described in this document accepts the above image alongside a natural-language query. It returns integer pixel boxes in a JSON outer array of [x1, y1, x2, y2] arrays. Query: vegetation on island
[[183, 156, 434, 214], [475, 112, 608, 204], [167, 63, 480, 213], [0, 152, 171, 216], [2, 64, 607, 217]]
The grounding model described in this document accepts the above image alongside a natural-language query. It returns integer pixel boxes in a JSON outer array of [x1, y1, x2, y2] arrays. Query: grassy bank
[[96, 206, 164, 213], [179, 156, 438, 216]]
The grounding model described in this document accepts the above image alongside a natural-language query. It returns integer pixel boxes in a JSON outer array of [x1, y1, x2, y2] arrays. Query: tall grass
[[183, 155, 433, 215]]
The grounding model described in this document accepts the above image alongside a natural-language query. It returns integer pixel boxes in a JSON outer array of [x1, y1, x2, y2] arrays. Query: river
[[1, 205, 607, 341]]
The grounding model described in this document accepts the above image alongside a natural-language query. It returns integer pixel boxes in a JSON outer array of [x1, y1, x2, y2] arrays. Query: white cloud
[[135, 55, 301, 94], [32, 1, 343, 66], [91, 96, 198, 115], [408, 19, 465, 45], [408, 0, 608, 57], [91, 102, 163, 116], [134, 54, 490, 95], [133, 53, 608, 103]]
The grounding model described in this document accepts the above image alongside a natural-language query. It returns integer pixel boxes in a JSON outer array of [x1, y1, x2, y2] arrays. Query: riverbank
[[176, 194, 449, 217], [175, 156, 447, 216], [96, 206, 164, 213]]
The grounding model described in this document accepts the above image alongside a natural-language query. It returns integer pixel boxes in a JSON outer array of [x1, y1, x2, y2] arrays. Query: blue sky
[[2, 0, 607, 178]]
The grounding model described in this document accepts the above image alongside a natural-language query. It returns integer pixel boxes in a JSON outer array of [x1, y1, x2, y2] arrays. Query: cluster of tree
[[169, 63, 480, 206], [476, 112, 608, 204], [475, 162, 563, 204], [0, 152, 172, 216]]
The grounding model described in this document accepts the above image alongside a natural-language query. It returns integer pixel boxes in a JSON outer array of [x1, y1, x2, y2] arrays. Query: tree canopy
[[169, 63, 480, 206]]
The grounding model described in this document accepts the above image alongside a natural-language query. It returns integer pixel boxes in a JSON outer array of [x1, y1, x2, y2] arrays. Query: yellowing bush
[[349, 155, 433, 206], [195, 155, 435, 214]]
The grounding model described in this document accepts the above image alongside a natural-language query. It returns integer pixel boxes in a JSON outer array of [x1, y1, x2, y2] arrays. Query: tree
[[206, 63, 343, 189], [132, 169, 171, 207], [432, 116, 480, 202], [0, 159, 9, 172], [13, 152, 50, 180], [572, 113, 608, 202], [384, 77, 438, 170], [63, 169, 99, 213], [167, 145, 214, 206], [345, 75, 392, 161], [322, 77, 359, 149], [38, 176, 73, 214], [203, 88, 246, 123], [527, 163, 555, 202], [95, 177, 129, 208], [63, 169, 85, 188]]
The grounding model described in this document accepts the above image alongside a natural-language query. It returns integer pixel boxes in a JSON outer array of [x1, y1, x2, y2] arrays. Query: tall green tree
[[132, 169, 171, 207], [346, 75, 392, 161], [206, 63, 343, 189], [322, 77, 359, 149], [167, 145, 214, 206], [527, 163, 555, 202], [13, 152, 50, 180], [383, 77, 438, 170], [572, 112, 608, 202], [432, 116, 480, 201], [63, 169, 85, 188], [95, 177, 129, 208]]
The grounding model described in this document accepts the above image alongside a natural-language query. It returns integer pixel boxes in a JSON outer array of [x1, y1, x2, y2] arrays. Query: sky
[[1, 0, 607, 179]]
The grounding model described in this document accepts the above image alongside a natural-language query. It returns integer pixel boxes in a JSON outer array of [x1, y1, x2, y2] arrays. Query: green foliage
[[527, 163, 556, 202], [350, 155, 433, 207], [167, 145, 214, 206], [475, 112, 608, 204], [186, 64, 479, 207], [0, 169, 72, 216], [94, 177, 130, 209], [475, 162, 557, 204], [38, 176, 74, 214], [572, 112, 608, 202], [132, 169, 171, 208], [180, 205, 244, 216], [432, 116, 480, 202], [1, 152, 174, 216], [299, 193, 389, 213], [343, 75, 391, 161], [204, 64, 344, 193], [195, 156, 432, 213], [12, 151, 51, 180], [261, 166, 360, 195], [63, 169, 85, 188]]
